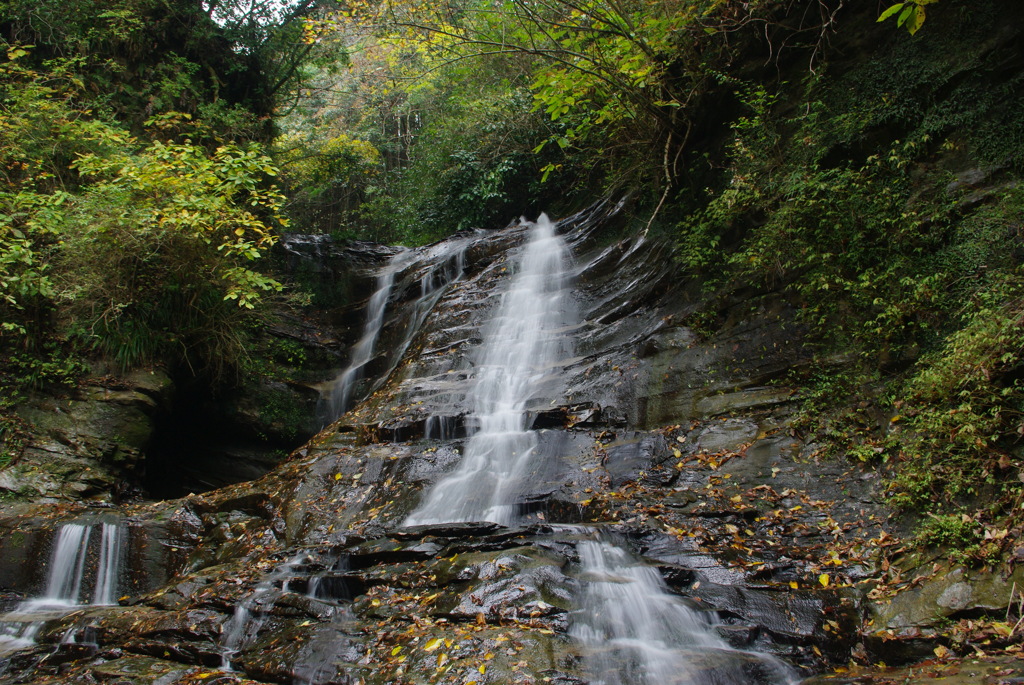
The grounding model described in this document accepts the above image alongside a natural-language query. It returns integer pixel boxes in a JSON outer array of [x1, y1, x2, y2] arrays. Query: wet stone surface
[[1, 205, 1019, 684]]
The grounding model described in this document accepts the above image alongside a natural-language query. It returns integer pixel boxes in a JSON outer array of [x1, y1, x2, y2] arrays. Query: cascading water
[[43, 523, 92, 606], [405, 215, 573, 526], [91, 523, 123, 606], [319, 250, 410, 424], [220, 553, 306, 670], [291, 556, 358, 685], [400, 213, 794, 682], [319, 238, 471, 426], [572, 537, 795, 685], [0, 521, 124, 655]]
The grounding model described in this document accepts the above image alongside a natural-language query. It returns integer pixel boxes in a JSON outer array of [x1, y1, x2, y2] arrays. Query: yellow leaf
[[334, 473, 342, 480], [991, 622, 1014, 638], [729, 495, 743, 503], [391, 646, 403, 656], [818, 574, 830, 588], [933, 644, 950, 659], [789, 581, 799, 589], [423, 638, 442, 652], [436, 653, 449, 667], [479, 664, 487, 674]]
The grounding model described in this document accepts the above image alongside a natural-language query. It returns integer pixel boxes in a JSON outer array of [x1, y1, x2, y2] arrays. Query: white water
[[420, 245, 465, 296], [319, 239, 470, 425], [45, 523, 92, 604], [573, 538, 794, 685], [406, 214, 572, 526], [92, 523, 123, 606], [319, 250, 410, 423], [221, 554, 305, 670], [0, 521, 124, 656]]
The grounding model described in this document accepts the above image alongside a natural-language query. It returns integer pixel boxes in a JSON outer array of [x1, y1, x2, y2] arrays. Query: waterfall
[[38, 522, 123, 606], [221, 553, 306, 670], [406, 214, 572, 526], [0, 521, 125, 655], [319, 250, 410, 424], [319, 238, 470, 426], [420, 247, 466, 297], [572, 537, 794, 685], [92, 523, 123, 606], [397, 213, 794, 682], [44, 523, 92, 605]]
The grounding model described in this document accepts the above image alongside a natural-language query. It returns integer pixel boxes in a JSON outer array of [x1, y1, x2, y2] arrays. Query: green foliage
[[253, 385, 309, 442], [6, 346, 90, 390], [0, 48, 287, 381], [662, 1, 1024, 542], [71, 139, 286, 306], [0, 414, 25, 470], [917, 512, 980, 547], [883, 270, 1024, 505], [1, 0, 324, 140], [366, 83, 555, 241], [878, 1, 939, 36], [276, 132, 383, 234]]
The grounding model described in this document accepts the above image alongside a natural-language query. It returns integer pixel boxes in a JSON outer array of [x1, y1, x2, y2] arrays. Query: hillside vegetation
[[2, 0, 1024, 560]]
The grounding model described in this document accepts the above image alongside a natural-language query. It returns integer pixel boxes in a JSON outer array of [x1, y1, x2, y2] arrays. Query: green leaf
[[877, 3, 906, 22], [907, 6, 926, 34], [897, 5, 914, 27]]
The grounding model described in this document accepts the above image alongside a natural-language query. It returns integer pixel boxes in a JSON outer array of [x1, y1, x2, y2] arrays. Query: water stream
[[318, 250, 411, 424], [0, 521, 124, 655], [405, 214, 573, 525], [318, 237, 472, 427], [573, 535, 794, 685], [220, 553, 306, 670], [401, 214, 794, 682]]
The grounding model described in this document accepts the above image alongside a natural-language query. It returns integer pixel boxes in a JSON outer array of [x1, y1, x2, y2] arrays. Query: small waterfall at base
[[405, 214, 573, 526], [572, 536, 795, 685], [92, 523, 123, 606], [318, 250, 410, 424], [0, 521, 125, 655]]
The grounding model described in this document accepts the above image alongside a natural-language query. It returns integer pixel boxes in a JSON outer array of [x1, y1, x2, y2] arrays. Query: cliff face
[[3, 203, 1019, 685], [2, 2, 1024, 679]]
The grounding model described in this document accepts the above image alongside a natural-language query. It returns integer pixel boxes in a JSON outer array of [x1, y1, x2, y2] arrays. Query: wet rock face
[[0, 369, 173, 502], [343, 202, 811, 436], [0, 204, 986, 684]]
